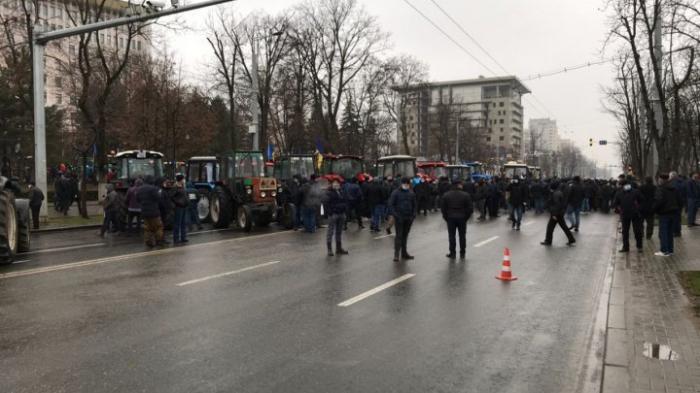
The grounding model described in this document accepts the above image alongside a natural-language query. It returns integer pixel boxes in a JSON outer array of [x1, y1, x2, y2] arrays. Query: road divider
[[176, 261, 281, 286], [474, 236, 499, 248], [338, 274, 416, 307]]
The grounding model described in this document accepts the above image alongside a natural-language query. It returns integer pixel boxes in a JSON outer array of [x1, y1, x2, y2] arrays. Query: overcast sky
[[161, 0, 620, 168]]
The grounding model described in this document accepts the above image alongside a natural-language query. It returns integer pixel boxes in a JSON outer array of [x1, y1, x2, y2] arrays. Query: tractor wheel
[[197, 190, 211, 223], [210, 188, 232, 229], [15, 199, 30, 253], [237, 205, 253, 232], [280, 203, 296, 229], [0, 190, 19, 264]]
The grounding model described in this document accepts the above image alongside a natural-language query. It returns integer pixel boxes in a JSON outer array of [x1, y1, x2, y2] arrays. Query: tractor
[[464, 161, 492, 182], [503, 161, 530, 180], [318, 154, 368, 184], [208, 151, 278, 232], [376, 155, 417, 180], [272, 154, 316, 229], [417, 161, 448, 183], [0, 176, 31, 264], [446, 164, 473, 183], [185, 156, 220, 223], [109, 150, 165, 193]]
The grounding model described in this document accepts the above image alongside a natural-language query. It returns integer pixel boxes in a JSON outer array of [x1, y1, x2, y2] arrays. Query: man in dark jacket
[[566, 176, 584, 232], [542, 182, 576, 246], [613, 181, 644, 252], [136, 176, 165, 247], [171, 175, 189, 244], [507, 177, 528, 230], [440, 180, 474, 259], [388, 178, 416, 262], [639, 177, 656, 239], [326, 179, 348, 256], [28, 182, 44, 229], [654, 173, 682, 256], [366, 178, 387, 232], [343, 178, 364, 229]]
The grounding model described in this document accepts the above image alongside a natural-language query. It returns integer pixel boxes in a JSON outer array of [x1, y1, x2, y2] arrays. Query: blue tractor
[[185, 157, 220, 223]]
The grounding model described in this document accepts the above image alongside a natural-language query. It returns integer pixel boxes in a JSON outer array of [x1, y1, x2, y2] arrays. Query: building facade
[[0, 0, 150, 110], [527, 118, 561, 154], [396, 76, 530, 162]]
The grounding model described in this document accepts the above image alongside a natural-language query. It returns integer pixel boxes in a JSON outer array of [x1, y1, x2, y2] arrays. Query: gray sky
[[164, 0, 620, 168]]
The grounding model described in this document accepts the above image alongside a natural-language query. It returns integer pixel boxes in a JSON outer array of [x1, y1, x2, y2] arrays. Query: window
[[500, 128, 504, 132], [100, 33, 105, 42], [499, 102, 504, 107], [55, 93, 62, 105], [137, 41, 142, 51], [499, 136, 505, 141], [119, 37, 124, 48], [499, 119, 504, 124], [486, 137, 491, 142], [69, 44, 76, 54], [40, 4, 47, 17], [55, 77, 62, 87]]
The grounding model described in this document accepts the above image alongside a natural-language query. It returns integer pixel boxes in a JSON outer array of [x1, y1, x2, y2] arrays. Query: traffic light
[[589, 138, 593, 147]]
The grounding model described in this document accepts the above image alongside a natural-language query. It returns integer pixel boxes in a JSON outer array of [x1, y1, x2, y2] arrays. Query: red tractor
[[318, 154, 369, 184], [417, 161, 448, 183]]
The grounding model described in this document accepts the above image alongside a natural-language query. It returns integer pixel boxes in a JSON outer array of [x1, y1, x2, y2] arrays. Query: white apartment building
[[396, 76, 530, 161], [0, 0, 150, 110]]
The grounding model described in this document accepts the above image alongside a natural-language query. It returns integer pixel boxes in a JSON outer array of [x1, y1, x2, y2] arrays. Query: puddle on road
[[642, 342, 680, 360]]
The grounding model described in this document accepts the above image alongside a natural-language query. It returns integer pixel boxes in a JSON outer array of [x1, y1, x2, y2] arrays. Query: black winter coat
[[136, 184, 161, 219], [613, 188, 643, 219], [654, 183, 682, 215], [548, 189, 567, 216], [440, 189, 474, 221], [388, 188, 416, 220], [325, 189, 348, 215]]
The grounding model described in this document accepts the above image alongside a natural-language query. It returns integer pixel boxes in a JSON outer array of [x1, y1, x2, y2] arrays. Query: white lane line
[[523, 221, 536, 227], [11, 259, 30, 264], [338, 274, 416, 307], [25, 242, 105, 255], [176, 260, 281, 287], [0, 231, 289, 280], [474, 236, 499, 248], [373, 234, 395, 240]]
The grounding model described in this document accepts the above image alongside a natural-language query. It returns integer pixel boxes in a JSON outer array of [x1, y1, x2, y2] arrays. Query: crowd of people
[[277, 169, 700, 260], [88, 166, 700, 260]]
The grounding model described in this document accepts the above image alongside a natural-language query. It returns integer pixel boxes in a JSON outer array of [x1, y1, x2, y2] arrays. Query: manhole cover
[[642, 343, 680, 360]]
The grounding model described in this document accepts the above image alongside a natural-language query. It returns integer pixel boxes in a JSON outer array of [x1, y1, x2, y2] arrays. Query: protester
[[388, 177, 416, 262], [137, 176, 165, 247], [300, 175, 322, 233], [654, 173, 682, 257], [172, 175, 189, 244], [27, 182, 44, 230], [99, 184, 121, 237], [566, 176, 584, 232], [639, 177, 656, 239], [126, 178, 143, 233], [507, 176, 527, 230], [541, 182, 576, 246], [366, 177, 387, 232], [325, 179, 349, 256], [613, 180, 644, 252], [440, 180, 474, 259], [343, 177, 364, 230]]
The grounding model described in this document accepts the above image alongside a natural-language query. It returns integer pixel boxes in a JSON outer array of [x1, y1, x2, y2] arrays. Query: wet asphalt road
[[0, 211, 616, 393]]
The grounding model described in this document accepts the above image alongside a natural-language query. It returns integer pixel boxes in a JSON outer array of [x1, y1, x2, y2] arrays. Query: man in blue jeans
[[654, 173, 682, 256]]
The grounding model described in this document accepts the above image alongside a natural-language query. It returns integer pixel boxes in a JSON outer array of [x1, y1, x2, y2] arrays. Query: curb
[[33, 224, 102, 234]]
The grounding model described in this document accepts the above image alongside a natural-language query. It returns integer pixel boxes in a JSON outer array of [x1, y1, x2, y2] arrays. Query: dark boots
[[328, 242, 348, 256]]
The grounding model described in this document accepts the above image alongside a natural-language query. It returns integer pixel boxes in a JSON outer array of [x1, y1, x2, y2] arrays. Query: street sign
[[599, 140, 608, 145]]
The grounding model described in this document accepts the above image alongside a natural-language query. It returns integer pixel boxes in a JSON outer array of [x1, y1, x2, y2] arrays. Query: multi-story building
[[0, 0, 150, 110], [527, 118, 561, 154], [395, 75, 530, 161]]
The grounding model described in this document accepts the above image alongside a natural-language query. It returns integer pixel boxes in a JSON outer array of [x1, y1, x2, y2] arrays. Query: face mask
[[401, 185, 410, 190], [624, 184, 632, 191]]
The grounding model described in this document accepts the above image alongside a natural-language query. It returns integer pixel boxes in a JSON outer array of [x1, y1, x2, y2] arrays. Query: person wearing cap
[[541, 182, 576, 246], [613, 179, 644, 252], [325, 179, 349, 256], [171, 174, 189, 244], [388, 177, 417, 262], [440, 180, 473, 259]]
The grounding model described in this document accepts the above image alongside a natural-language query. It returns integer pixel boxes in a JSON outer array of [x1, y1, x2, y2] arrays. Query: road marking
[[338, 274, 416, 307], [176, 260, 281, 286], [0, 231, 289, 280], [523, 221, 535, 227], [474, 236, 499, 248], [373, 234, 395, 240], [11, 259, 30, 264], [25, 242, 105, 255]]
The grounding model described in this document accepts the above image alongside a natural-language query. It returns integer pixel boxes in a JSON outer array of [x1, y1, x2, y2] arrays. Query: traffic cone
[[495, 248, 518, 281]]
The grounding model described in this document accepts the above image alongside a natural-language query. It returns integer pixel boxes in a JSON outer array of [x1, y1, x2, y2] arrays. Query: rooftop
[[395, 75, 531, 94]]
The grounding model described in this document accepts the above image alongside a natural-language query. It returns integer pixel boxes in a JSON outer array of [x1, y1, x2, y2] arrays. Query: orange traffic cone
[[495, 248, 518, 281]]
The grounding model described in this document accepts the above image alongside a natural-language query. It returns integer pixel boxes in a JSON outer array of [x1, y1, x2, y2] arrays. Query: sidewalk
[[603, 224, 700, 393], [40, 201, 103, 231]]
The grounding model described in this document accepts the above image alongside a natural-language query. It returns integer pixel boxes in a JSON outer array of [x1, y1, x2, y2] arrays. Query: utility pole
[[31, 0, 234, 222], [455, 119, 460, 164], [650, 5, 663, 177], [250, 36, 260, 151]]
